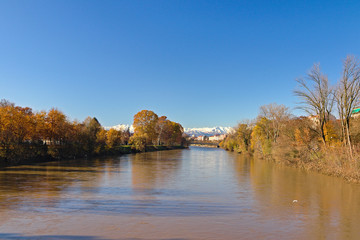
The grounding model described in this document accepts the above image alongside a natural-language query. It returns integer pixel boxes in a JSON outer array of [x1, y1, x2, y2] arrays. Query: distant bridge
[[189, 142, 220, 148]]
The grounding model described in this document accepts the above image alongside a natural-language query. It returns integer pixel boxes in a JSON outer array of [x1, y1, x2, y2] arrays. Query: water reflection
[[0, 157, 125, 211], [0, 234, 110, 240], [229, 154, 360, 239], [0, 148, 360, 239], [131, 150, 183, 192]]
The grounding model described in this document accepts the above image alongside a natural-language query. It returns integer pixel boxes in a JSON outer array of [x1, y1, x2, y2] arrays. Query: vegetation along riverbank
[[0, 101, 188, 167], [221, 55, 360, 183]]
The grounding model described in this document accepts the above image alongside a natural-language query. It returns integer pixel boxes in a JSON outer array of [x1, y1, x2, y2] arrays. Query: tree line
[[221, 55, 360, 182], [0, 102, 187, 165]]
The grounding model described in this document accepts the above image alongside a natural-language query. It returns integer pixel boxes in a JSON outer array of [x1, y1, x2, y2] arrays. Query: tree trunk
[[345, 119, 353, 159], [320, 120, 326, 145]]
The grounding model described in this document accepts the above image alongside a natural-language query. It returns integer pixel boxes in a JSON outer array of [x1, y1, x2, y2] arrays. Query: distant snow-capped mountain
[[184, 126, 234, 137], [104, 124, 233, 137], [104, 124, 134, 133]]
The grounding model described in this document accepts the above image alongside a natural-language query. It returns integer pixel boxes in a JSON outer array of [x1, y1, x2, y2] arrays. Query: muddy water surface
[[0, 147, 360, 239]]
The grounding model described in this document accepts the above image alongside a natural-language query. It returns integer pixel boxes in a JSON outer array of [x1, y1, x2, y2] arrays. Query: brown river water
[[0, 147, 360, 239]]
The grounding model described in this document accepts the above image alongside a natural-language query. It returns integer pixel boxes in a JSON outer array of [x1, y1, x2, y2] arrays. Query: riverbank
[[98, 145, 187, 155], [190, 143, 219, 148], [295, 160, 360, 183], [279, 149, 360, 184], [0, 145, 187, 168], [220, 107, 360, 184], [223, 147, 360, 183], [223, 139, 360, 184], [252, 146, 360, 184]]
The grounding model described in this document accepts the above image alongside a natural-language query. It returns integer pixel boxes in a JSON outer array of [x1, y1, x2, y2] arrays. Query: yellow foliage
[[324, 122, 339, 145], [251, 118, 272, 156], [133, 110, 158, 144]]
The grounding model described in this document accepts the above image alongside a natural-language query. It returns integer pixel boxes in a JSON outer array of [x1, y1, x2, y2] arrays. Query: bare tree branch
[[294, 63, 334, 145], [335, 55, 360, 157]]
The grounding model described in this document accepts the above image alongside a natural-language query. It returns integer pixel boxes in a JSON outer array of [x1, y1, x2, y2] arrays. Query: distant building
[[352, 107, 360, 118], [196, 135, 208, 141], [208, 134, 226, 141], [308, 113, 336, 124]]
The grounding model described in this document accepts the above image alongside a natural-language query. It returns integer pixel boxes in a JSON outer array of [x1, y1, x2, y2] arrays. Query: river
[[0, 147, 359, 239]]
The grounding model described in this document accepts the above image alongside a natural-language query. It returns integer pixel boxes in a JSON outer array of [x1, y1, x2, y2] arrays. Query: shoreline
[[0, 145, 187, 168], [190, 144, 219, 148], [225, 149, 360, 184]]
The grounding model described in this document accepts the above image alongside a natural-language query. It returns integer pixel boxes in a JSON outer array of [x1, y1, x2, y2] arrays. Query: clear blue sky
[[1, 0, 359, 128]]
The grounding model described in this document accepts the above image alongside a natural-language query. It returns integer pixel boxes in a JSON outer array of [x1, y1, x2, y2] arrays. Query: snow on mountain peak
[[184, 126, 234, 137], [104, 124, 233, 137], [104, 124, 134, 132]]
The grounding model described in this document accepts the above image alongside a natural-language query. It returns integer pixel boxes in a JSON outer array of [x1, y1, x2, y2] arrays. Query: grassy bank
[[271, 146, 360, 183], [222, 145, 360, 184]]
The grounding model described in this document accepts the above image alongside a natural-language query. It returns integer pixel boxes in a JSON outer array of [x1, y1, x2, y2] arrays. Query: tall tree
[[251, 117, 273, 156], [294, 64, 334, 145], [0, 103, 37, 161], [169, 121, 184, 146], [236, 123, 252, 152], [133, 110, 159, 144], [121, 127, 131, 145], [259, 103, 291, 143], [82, 117, 102, 153], [46, 108, 68, 145], [33, 111, 47, 143], [95, 128, 107, 154], [106, 128, 122, 148], [335, 55, 360, 156]]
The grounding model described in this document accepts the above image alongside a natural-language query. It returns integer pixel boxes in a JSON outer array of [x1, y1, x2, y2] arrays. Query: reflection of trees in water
[[0, 157, 125, 210], [130, 150, 183, 191], [230, 155, 360, 239], [229, 153, 252, 185], [0, 165, 73, 210], [0, 151, 184, 211]]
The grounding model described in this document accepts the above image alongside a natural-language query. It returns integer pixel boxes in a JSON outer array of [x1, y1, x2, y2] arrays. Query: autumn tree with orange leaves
[[0, 101, 187, 165], [132, 110, 159, 145], [130, 110, 185, 150]]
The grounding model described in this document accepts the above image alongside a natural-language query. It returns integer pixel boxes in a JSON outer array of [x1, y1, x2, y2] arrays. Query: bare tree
[[335, 55, 360, 156], [259, 103, 291, 143], [294, 64, 334, 145]]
